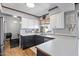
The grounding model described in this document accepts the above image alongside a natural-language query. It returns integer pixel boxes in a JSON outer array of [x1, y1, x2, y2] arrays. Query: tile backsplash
[[20, 28, 40, 34]]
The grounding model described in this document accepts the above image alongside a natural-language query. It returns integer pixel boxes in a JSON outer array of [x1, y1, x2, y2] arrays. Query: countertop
[[36, 35, 78, 56], [20, 33, 41, 36], [20, 33, 55, 39]]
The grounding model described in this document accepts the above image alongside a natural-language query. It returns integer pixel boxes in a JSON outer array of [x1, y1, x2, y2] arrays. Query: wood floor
[[4, 40, 36, 56]]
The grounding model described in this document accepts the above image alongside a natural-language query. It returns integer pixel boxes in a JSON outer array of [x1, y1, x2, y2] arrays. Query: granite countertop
[[36, 35, 78, 56]]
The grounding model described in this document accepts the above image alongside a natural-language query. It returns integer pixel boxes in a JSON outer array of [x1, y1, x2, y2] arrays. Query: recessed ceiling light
[[26, 3, 35, 8], [13, 15, 17, 18]]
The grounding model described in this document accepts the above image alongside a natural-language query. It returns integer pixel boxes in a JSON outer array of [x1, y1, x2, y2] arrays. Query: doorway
[[3, 14, 21, 55]]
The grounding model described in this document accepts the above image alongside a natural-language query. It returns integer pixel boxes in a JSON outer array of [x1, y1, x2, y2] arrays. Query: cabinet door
[[35, 36, 44, 45], [50, 14, 56, 28], [50, 12, 64, 29], [56, 12, 64, 28], [21, 35, 34, 49]]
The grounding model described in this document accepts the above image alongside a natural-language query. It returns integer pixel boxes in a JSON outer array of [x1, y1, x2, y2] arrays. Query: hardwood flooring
[[4, 40, 36, 56]]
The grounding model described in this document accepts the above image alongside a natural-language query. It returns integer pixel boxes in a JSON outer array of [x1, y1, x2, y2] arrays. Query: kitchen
[[0, 3, 78, 56]]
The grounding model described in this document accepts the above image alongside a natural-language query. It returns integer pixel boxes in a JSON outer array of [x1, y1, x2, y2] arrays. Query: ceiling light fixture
[[26, 3, 35, 8], [13, 21, 18, 23], [13, 15, 17, 18]]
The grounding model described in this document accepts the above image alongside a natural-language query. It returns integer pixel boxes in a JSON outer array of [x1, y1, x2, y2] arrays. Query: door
[[4, 16, 21, 49]]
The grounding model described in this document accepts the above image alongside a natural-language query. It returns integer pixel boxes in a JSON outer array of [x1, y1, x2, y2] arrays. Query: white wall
[[4, 15, 21, 39]]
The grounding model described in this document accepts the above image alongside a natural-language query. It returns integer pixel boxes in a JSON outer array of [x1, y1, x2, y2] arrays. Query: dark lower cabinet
[[34, 35, 44, 45], [21, 35, 54, 50], [21, 35, 44, 50], [21, 35, 34, 49], [10, 39, 19, 48], [22, 41, 34, 49]]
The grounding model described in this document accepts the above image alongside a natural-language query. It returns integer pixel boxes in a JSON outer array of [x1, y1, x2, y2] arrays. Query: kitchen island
[[20, 33, 77, 56], [20, 33, 54, 50]]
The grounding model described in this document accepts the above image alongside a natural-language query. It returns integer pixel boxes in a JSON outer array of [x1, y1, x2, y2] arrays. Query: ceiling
[[2, 3, 75, 17]]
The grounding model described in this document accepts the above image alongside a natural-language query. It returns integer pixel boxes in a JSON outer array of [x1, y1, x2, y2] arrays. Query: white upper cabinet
[[50, 12, 64, 29]]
